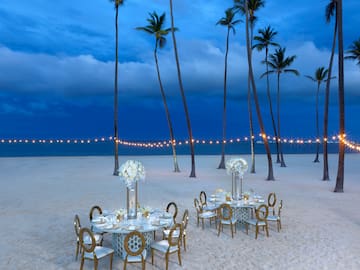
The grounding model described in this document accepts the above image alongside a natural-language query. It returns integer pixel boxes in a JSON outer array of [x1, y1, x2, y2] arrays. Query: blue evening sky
[[0, 0, 359, 142]]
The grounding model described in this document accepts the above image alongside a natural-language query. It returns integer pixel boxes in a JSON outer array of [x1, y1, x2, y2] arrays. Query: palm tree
[[233, 0, 265, 173], [323, 0, 337, 181], [243, 0, 274, 180], [345, 38, 360, 65], [305, 67, 329, 163], [216, 8, 241, 169], [334, 0, 345, 193], [136, 12, 180, 173], [109, 0, 124, 176], [169, 0, 196, 177], [253, 26, 280, 163], [262, 47, 299, 167]]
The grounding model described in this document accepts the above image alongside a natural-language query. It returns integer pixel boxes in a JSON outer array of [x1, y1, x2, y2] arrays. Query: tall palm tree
[[136, 12, 180, 173], [233, 0, 265, 173], [262, 47, 299, 167], [334, 0, 345, 193], [323, 0, 337, 181], [169, 0, 196, 177], [305, 67, 329, 163], [243, 0, 274, 180], [253, 26, 280, 163], [216, 8, 241, 169], [345, 38, 360, 65], [109, 0, 124, 176]]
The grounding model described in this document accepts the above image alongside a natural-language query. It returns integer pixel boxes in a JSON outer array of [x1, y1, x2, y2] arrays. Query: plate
[[160, 213, 173, 219]]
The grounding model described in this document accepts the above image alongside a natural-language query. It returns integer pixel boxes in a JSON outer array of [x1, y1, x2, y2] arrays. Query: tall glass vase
[[126, 182, 138, 219], [231, 172, 243, 200]]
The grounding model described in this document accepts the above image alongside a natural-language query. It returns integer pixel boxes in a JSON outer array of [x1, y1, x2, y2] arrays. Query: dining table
[[91, 208, 173, 258], [208, 191, 265, 225]]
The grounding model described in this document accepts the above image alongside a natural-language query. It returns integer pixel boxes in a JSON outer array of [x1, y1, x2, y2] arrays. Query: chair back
[[278, 200, 283, 217], [194, 198, 202, 214], [182, 209, 189, 230], [218, 203, 232, 221], [124, 230, 146, 257], [167, 223, 182, 247], [79, 227, 96, 253], [166, 201, 178, 223], [256, 204, 269, 221], [199, 191, 207, 207], [268, 193, 277, 207], [74, 214, 81, 238], [89, 205, 103, 221]]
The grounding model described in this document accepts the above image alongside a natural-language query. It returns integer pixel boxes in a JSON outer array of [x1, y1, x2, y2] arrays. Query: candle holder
[[126, 182, 138, 219]]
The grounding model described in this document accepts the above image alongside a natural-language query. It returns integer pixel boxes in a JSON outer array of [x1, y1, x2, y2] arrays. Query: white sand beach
[[1, 154, 360, 270]]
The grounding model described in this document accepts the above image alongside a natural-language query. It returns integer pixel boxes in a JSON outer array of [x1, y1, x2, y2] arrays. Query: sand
[[1, 154, 360, 270]]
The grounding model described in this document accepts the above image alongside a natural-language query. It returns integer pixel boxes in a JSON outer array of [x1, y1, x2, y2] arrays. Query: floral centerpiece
[[225, 157, 248, 200], [225, 158, 248, 176], [118, 160, 146, 190], [118, 160, 146, 219], [115, 208, 126, 222]]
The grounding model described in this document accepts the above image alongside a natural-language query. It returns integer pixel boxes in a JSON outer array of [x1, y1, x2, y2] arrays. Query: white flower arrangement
[[225, 158, 248, 176], [118, 160, 146, 189]]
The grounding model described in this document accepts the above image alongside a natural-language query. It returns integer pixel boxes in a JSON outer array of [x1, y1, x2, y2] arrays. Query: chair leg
[[151, 248, 154, 265], [265, 225, 269, 237], [110, 253, 113, 270], [183, 236, 186, 251], [178, 249, 182, 266], [123, 259, 126, 270], [231, 224, 234, 238], [80, 257, 84, 270], [75, 242, 79, 260], [165, 253, 169, 270], [255, 225, 259, 239], [94, 258, 98, 270], [217, 223, 221, 236], [246, 223, 249, 235], [202, 219, 204, 229]]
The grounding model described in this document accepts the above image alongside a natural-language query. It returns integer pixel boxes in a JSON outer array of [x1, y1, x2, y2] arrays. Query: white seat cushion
[[84, 246, 114, 260], [246, 218, 266, 226], [123, 250, 147, 262], [203, 205, 218, 211], [267, 215, 279, 221], [151, 240, 179, 253], [199, 211, 217, 219]]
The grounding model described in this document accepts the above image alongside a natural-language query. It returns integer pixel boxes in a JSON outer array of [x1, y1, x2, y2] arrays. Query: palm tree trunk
[[113, 6, 119, 176], [154, 45, 180, 172], [334, 0, 344, 192], [277, 73, 286, 167], [218, 27, 230, 170], [323, 15, 337, 181], [247, 73, 256, 173], [265, 47, 280, 163], [314, 83, 320, 163], [169, 0, 196, 177], [245, 1, 274, 180], [248, 20, 255, 174]]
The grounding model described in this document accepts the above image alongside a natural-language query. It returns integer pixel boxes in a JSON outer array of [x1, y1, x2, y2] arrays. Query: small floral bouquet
[[118, 160, 146, 190], [115, 208, 126, 222], [243, 191, 251, 200], [225, 158, 248, 176], [139, 206, 152, 218]]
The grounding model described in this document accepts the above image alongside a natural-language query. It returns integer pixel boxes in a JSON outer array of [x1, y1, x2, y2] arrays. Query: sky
[[0, 0, 359, 143]]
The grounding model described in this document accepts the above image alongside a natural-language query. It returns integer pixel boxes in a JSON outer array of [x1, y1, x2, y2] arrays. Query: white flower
[[118, 160, 146, 189], [226, 158, 248, 176]]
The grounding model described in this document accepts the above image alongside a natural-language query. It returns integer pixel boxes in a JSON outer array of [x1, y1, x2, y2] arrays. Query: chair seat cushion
[[203, 205, 218, 211], [123, 250, 147, 262], [199, 211, 217, 219], [151, 240, 178, 253], [267, 215, 279, 221], [84, 246, 114, 259], [246, 218, 266, 226]]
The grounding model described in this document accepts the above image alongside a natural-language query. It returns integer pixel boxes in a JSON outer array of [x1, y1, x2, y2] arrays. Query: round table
[[91, 209, 173, 258]]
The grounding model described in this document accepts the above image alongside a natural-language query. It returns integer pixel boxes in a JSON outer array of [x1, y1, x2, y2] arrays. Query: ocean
[[0, 140, 345, 157]]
